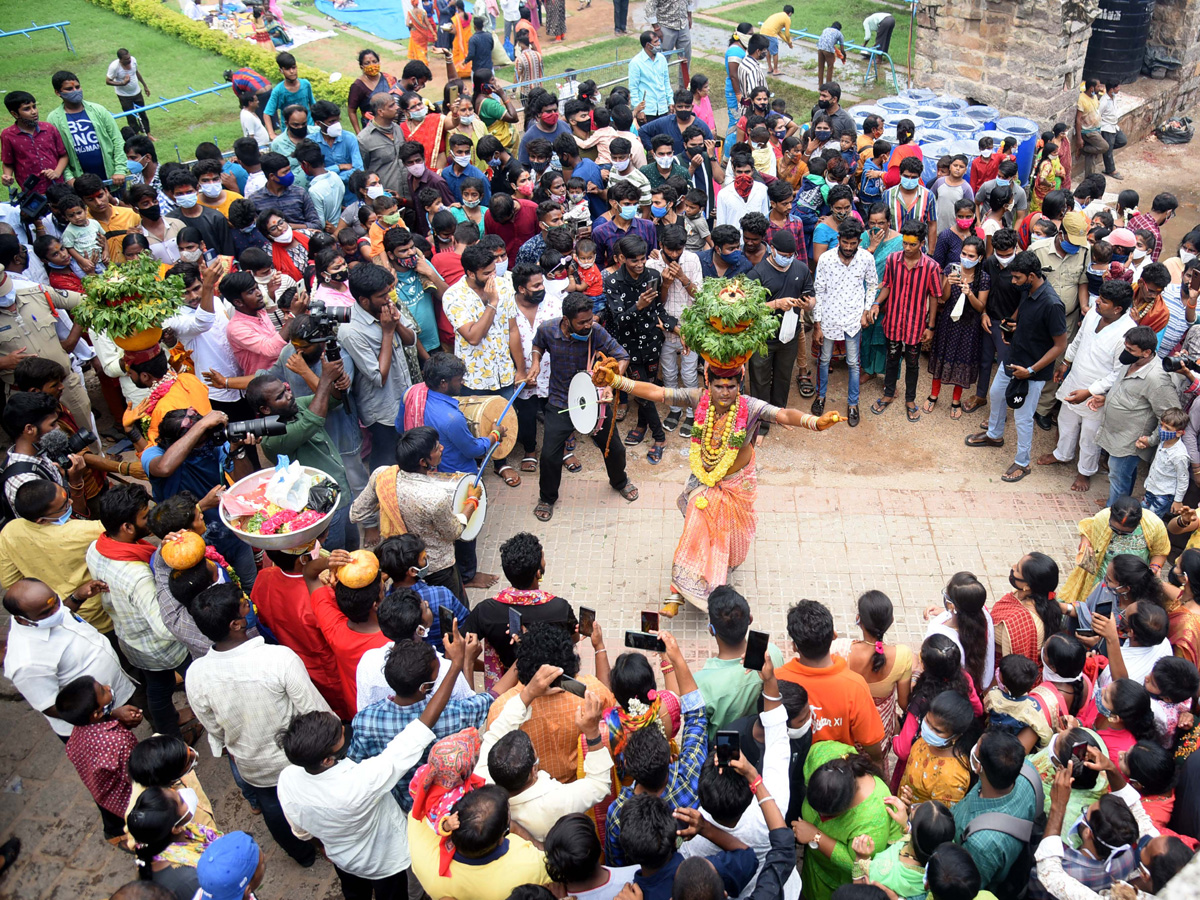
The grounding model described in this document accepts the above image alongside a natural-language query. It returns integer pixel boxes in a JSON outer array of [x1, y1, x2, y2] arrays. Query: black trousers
[[883, 340, 921, 404], [425, 561, 469, 606], [874, 15, 896, 53], [336, 865, 409, 900], [613, 0, 629, 30], [143, 658, 190, 736], [628, 362, 665, 443], [1103, 129, 1128, 174], [367, 422, 398, 472], [748, 336, 798, 433], [976, 322, 1011, 399], [540, 401, 628, 505], [119, 93, 151, 134], [455, 539, 479, 585], [514, 394, 545, 455]]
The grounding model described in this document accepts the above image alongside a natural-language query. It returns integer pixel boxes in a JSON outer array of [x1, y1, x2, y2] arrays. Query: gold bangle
[[612, 375, 636, 392]]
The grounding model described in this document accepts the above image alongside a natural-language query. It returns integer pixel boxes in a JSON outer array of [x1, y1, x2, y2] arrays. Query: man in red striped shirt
[[868, 219, 942, 421]]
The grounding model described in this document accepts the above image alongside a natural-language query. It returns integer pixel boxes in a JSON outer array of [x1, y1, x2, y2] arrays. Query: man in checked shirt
[[648, 223, 702, 433]]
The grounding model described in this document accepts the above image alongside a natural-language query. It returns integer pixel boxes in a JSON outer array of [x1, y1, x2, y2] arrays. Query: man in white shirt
[[106, 49, 151, 137], [279, 630, 470, 897], [1038, 280, 1137, 492], [715, 154, 768, 228], [647, 224, 702, 431], [186, 582, 332, 866], [239, 92, 270, 146], [2, 578, 135, 738], [474, 662, 614, 841], [1098, 83, 1127, 180], [356, 587, 476, 711], [161, 260, 247, 418]]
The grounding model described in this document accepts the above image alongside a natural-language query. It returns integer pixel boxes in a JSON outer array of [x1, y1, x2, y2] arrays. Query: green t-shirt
[[693, 644, 786, 741], [260, 394, 351, 508], [866, 837, 926, 900], [479, 96, 507, 127]]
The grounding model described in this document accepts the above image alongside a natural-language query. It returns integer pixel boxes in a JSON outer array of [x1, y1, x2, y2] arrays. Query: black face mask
[[675, 110, 692, 122], [140, 204, 162, 222], [528, 288, 546, 304], [1119, 349, 1139, 365], [288, 125, 309, 139], [817, 99, 832, 110], [327, 270, 348, 282], [574, 120, 592, 133], [1009, 572, 1022, 591], [1168, 567, 1184, 587]]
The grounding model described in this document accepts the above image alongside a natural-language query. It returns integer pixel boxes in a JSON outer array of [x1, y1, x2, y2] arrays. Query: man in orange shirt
[[122, 344, 212, 443], [775, 599, 885, 765]]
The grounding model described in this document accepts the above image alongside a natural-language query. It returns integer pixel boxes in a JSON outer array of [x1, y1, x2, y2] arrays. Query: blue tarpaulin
[[314, 0, 413, 41]]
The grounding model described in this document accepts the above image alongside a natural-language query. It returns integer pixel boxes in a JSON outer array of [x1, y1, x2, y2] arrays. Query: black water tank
[[1083, 0, 1156, 84]]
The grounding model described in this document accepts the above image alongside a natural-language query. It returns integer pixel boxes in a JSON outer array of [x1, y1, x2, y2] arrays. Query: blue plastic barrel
[[883, 113, 909, 130], [917, 127, 954, 145], [962, 106, 999, 128], [901, 87, 936, 102], [920, 143, 948, 184], [880, 127, 899, 144], [913, 106, 947, 128], [942, 117, 982, 140], [928, 95, 967, 111], [848, 104, 886, 126], [878, 96, 916, 113], [947, 139, 980, 163], [995, 116, 1040, 184], [978, 129, 1008, 150]]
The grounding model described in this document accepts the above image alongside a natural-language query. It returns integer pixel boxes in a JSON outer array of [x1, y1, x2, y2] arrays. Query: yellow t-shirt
[[761, 12, 792, 38], [408, 812, 551, 900], [0, 517, 110, 632], [200, 190, 245, 220]]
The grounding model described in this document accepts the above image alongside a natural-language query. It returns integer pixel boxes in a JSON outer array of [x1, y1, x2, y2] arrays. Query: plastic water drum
[[947, 139, 981, 163], [878, 96, 916, 114], [962, 106, 999, 128], [917, 127, 954, 146], [920, 143, 949, 183], [913, 106, 947, 128], [943, 117, 982, 140], [849, 104, 885, 126], [880, 126, 899, 144], [901, 87, 937, 102], [928, 95, 968, 111], [996, 116, 1040, 184], [883, 113, 910, 131]]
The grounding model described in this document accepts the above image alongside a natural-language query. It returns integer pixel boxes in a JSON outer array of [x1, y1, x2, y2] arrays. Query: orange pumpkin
[[161, 531, 207, 570], [338, 549, 380, 588]]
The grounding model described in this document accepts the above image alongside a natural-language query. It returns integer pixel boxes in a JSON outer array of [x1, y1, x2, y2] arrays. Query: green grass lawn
[[0, 0, 250, 179], [708, 0, 912, 62]]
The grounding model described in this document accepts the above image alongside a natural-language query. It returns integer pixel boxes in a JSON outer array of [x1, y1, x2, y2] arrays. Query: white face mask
[[179, 248, 203, 263], [613, 158, 630, 172], [325, 122, 343, 139], [409, 106, 427, 122], [27, 603, 66, 629], [199, 182, 222, 199], [996, 252, 1015, 267], [415, 624, 429, 639], [452, 154, 472, 167], [656, 155, 673, 169], [366, 184, 386, 199], [177, 787, 199, 822], [1132, 247, 1148, 260], [981, 149, 993, 158], [494, 258, 509, 278], [1180, 248, 1196, 265], [787, 718, 812, 740], [272, 226, 294, 244], [406, 162, 427, 178]]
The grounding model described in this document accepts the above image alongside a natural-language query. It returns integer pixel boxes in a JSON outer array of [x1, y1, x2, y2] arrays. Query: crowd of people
[[1, 14, 1200, 900]]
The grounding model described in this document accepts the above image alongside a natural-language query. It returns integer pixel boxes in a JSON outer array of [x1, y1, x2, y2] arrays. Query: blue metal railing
[[506, 47, 686, 92], [759, 25, 900, 94], [0, 20, 75, 54], [122, 82, 233, 117]]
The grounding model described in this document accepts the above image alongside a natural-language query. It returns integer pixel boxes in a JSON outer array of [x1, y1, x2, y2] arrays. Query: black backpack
[[0, 460, 48, 526], [961, 762, 1046, 900]]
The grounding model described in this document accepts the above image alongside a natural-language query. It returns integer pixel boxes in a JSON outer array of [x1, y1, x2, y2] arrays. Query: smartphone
[[641, 610, 660, 634], [743, 630, 769, 672], [1094, 598, 1114, 620], [439, 606, 455, 638], [579, 606, 596, 637], [715, 730, 740, 766], [203, 247, 220, 264], [556, 675, 588, 698], [948, 262, 963, 279], [625, 630, 667, 653], [508, 607, 522, 638], [1075, 629, 1097, 638], [1070, 741, 1090, 764]]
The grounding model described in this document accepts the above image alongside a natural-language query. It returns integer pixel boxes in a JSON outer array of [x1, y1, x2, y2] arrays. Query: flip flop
[[871, 397, 894, 415], [619, 482, 639, 502], [1002, 464, 1032, 483], [906, 405, 921, 423], [921, 395, 938, 414], [950, 402, 963, 420], [496, 465, 521, 487], [624, 427, 646, 446], [563, 452, 582, 473], [520, 456, 538, 472], [534, 500, 554, 521], [647, 444, 664, 465]]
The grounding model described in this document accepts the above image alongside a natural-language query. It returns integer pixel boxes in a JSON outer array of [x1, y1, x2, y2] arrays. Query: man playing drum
[[528, 292, 638, 522]]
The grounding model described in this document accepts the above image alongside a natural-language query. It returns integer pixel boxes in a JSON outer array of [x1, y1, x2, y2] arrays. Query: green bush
[[82, 0, 350, 104]]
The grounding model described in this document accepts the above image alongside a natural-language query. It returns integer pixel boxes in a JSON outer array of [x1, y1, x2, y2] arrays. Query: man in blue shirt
[[465, 16, 495, 75], [376, 533, 470, 648], [628, 32, 672, 119], [553, 134, 607, 221], [519, 94, 571, 165], [310, 99, 364, 189], [637, 90, 713, 154], [697, 224, 754, 279], [441, 132, 492, 205]]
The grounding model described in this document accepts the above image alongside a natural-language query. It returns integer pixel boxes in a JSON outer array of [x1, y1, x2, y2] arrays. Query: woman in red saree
[[258, 211, 310, 281], [1131, 273, 1172, 333], [991, 551, 1062, 680], [406, 0, 438, 63], [401, 94, 448, 169], [595, 361, 839, 616]]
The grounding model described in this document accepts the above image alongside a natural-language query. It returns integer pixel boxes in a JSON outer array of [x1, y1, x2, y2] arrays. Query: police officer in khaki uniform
[[0, 265, 94, 431]]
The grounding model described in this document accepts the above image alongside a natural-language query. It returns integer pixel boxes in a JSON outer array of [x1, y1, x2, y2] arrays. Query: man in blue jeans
[[966, 251, 1067, 483], [1096, 325, 1180, 507]]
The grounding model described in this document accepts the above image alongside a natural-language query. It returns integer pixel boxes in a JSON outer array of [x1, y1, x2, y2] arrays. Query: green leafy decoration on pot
[[73, 255, 186, 338], [680, 277, 778, 367]]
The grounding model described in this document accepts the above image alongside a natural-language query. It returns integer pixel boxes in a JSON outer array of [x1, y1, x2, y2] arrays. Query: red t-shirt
[[251, 566, 349, 718], [431, 249, 466, 286], [775, 655, 885, 748], [485, 199, 540, 261], [310, 584, 390, 712]]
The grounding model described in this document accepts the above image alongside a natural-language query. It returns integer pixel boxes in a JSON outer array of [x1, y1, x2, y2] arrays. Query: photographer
[[342, 263, 416, 471], [141, 407, 261, 588], [1, 389, 89, 520], [245, 359, 359, 551]]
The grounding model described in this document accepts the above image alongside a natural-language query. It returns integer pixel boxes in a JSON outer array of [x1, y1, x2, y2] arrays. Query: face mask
[[1094, 683, 1115, 718], [529, 289, 547, 304], [462, 197, 481, 209], [199, 182, 223, 199], [494, 258, 509, 277], [0, 293, 16, 309], [458, 113, 475, 126], [516, 182, 534, 197], [1131, 247, 1149, 261], [814, 131, 831, 142], [787, 718, 812, 740], [177, 787, 199, 821], [956, 217, 975, 229], [651, 204, 668, 217], [381, 211, 402, 226], [619, 204, 638, 220], [1160, 427, 1179, 443], [578, 260, 595, 269], [175, 192, 198, 209], [364, 184, 386, 201], [571, 328, 591, 341], [900, 176, 919, 191], [179, 249, 203, 263], [569, 192, 585, 204], [774, 131, 786, 141], [1060, 240, 1081, 256], [327, 269, 349, 283], [720, 250, 744, 265], [140, 204, 162, 222], [363, 63, 381, 76], [772, 250, 794, 268], [254, 274, 273, 286], [395, 254, 418, 269], [960, 256, 979, 269], [832, 209, 850, 222], [325, 122, 344, 139], [407, 162, 427, 178], [272, 226, 294, 245], [550, 192, 566, 203], [981, 148, 993, 158], [287, 123, 309, 139], [541, 112, 559, 127], [1113, 250, 1130, 264], [409, 106, 427, 122], [488, 156, 502, 169], [532, 160, 550, 173], [276, 170, 295, 188], [60, 89, 83, 105], [921, 719, 954, 748], [100, 698, 115, 719], [996, 252, 1015, 267], [44, 507, 73, 527], [1119, 349, 1139, 365], [27, 603, 66, 629], [1181, 248, 1197, 265], [656, 156, 674, 169], [452, 154, 472, 167], [817, 99, 832, 110], [126, 158, 144, 175]]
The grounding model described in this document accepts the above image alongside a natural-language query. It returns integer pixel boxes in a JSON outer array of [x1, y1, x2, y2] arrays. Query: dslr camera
[[212, 416, 287, 444], [15, 175, 49, 224], [1162, 355, 1200, 374], [37, 428, 97, 470], [303, 298, 353, 362]]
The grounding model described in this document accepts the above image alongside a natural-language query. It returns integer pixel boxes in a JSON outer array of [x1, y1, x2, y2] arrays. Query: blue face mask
[[900, 176, 920, 191], [720, 250, 745, 265], [772, 250, 794, 268], [1094, 683, 1114, 718], [126, 158, 144, 175], [960, 256, 979, 269], [276, 170, 296, 188], [920, 718, 953, 748], [241, 223, 257, 233], [44, 508, 72, 527], [619, 204, 639, 220], [1060, 239, 1081, 255], [571, 329, 591, 341], [1112, 250, 1130, 264], [651, 205, 668, 217], [1161, 427, 1180, 443], [175, 192, 198, 209]]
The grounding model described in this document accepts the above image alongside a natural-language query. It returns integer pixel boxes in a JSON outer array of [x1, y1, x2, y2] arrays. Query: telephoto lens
[[220, 416, 288, 443]]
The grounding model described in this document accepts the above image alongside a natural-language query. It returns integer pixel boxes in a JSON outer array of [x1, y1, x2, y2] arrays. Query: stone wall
[[1114, 0, 1200, 141]]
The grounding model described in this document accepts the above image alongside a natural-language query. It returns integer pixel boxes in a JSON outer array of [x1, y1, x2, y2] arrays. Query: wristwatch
[[808, 831, 823, 849]]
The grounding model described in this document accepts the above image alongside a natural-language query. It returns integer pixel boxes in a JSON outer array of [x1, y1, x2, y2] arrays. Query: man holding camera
[[0, 387, 91, 520], [246, 359, 359, 552]]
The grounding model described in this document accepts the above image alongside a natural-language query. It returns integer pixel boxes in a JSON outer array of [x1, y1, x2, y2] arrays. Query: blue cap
[[197, 831, 261, 900]]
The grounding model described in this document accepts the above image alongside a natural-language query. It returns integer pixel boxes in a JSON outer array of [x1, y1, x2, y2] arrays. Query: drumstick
[[473, 389, 523, 488]]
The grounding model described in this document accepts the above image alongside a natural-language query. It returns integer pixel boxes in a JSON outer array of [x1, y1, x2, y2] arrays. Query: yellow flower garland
[[689, 397, 741, 488]]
